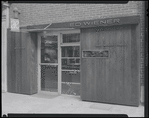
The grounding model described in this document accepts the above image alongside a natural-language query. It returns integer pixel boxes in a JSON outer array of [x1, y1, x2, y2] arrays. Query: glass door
[[40, 35, 58, 92]]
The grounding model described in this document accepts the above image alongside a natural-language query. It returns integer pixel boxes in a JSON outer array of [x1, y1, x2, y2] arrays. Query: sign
[[82, 50, 109, 58], [11, 18, 20, 32], [48, 15, 140, 29], [70, 19, 120, 28]]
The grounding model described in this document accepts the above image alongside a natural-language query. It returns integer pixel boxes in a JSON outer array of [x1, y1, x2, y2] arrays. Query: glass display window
[[62, 33, 80, 43], [61, 33, 81, 96]]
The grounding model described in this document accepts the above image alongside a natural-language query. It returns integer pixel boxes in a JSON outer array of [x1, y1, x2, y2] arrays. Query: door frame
[[37, 29, 80, 95], [37, 32, 60, 94]]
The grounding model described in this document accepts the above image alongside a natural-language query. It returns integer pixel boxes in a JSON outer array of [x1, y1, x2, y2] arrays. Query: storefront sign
[[50, 15, 139, 29], [70, 19, 120, 28], [11, 18, 20, 32]]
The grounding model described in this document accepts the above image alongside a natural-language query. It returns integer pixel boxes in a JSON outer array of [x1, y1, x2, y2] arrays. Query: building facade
[[3, 1, 146, 106]]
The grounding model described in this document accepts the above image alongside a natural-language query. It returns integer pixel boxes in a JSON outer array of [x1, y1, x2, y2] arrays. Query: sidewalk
[[2, 92, 144, 117]]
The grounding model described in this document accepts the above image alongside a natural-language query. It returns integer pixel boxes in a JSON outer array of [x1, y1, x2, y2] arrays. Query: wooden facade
[[7, 30, 38, 94], [80, 24, 140, 106]]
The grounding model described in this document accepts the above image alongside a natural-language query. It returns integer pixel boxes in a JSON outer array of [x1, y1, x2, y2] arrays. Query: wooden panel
[[7, 31, 17, 93], [10, 32, 17, 93], [130, 25, 140, 105], [7, 29, 13, 92], [81, 25, 140, 106], [15, 32, 21, 93], [114, 26, 126, 104], [20, 32, 30, 94], [120, 26, 132, 104], [26, 32, 38, 94], [7, 31, 22, 93], [7, 31, 38, 95], [21, 32, 37, 95], [30, 33, 38, 94]]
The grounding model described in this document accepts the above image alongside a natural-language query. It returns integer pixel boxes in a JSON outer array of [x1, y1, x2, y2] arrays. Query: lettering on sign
[[82, 50, 109, 58], [94, 26, 127, 32], [70, 18, 120, 28]]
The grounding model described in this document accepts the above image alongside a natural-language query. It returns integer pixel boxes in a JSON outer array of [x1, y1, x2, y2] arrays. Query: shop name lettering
[[70, 19, 120, 27]]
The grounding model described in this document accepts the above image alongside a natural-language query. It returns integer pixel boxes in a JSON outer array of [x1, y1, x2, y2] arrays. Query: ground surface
[[2, 92, 144, 117]]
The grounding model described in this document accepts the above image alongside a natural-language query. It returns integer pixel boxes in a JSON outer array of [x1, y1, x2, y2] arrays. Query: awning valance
[[27, 28, 75, 32]]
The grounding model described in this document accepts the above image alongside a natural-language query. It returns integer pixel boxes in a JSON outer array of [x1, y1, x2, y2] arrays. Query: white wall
[[2, 5, 9, 92]]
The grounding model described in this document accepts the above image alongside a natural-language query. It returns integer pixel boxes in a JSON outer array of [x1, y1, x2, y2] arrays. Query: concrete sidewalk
[[2, 92, 144, 117]]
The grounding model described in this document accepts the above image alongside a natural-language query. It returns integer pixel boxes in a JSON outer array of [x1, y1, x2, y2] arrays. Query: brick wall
[[9, 1, 145, 101], [9, 1, 145, 26]]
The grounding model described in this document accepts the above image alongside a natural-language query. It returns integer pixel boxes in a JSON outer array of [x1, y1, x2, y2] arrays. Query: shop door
[[40, 35, 59, 92], [7, 30, 37, 94], [81, 25, 140, 106]]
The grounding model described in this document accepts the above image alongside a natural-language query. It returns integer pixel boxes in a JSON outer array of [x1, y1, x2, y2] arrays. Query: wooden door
[[80, 25, 140, 106], [7, 30, 37, 94]]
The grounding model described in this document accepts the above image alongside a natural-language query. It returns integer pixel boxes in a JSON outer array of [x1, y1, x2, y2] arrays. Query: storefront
[[7, 15, 141, 106]]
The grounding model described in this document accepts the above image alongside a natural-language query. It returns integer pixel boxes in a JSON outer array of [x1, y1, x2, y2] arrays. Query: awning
[[26, 15, 140, 32], [27, 28, 75, 32]]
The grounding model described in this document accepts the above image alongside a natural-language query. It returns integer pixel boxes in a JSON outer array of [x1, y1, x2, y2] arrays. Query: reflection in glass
[[41, 36, 58, 63], [62, 46, 80, 70], [61, 33, 80, 96], [62, 71, 80, 83], [62, 83, 80, 96], [62, 46, 80, 57], [63, 33, 80, 43]]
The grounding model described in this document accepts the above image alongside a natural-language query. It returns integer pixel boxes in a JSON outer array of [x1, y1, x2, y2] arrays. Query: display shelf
[[61, 69, 80, 72], [39, 63, 58, 65], [61, 82, 81, 85], [67, 63, 80, 65], [61, 57, 80, 59], [60, 42, 80, 46], [61, 63, 81, 66]]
